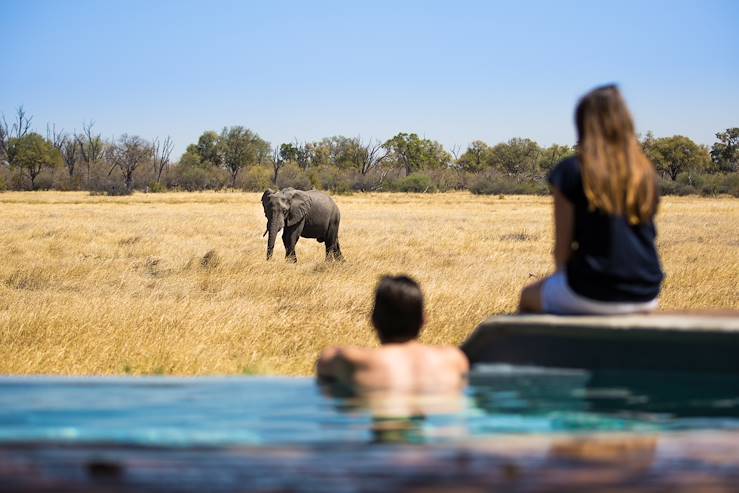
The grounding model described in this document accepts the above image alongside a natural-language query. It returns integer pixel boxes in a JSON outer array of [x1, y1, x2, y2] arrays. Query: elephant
[[261, 188, 343, 262]]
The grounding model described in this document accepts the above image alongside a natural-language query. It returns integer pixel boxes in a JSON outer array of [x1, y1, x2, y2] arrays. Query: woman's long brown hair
[[576, 85, 657, 224]]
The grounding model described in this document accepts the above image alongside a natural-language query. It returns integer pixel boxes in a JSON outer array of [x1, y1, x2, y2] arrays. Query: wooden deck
[[462, 313, 739, 373], [2, 432, 739, 492]]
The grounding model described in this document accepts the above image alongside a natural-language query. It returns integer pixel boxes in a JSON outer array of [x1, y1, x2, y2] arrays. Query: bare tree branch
[[0, 117, 8, 165], [47, 123, 66, 150], [61, 135, 79, 178], [152, 136, 173, 183], [271, 146, 284, 185], [12, 106, 32, 139], [106, 134, 153, 192], [449, 144, 461, 161], [359, 138, 389, 175], [75, 121, 104, 185], [1, 106, 34, 164]]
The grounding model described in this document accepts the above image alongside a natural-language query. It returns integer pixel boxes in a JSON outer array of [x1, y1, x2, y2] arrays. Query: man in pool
[[317, 275, 469, 391]]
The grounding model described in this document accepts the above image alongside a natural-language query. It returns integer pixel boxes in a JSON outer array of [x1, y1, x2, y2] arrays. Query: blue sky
[[2, 0, 738, 157]]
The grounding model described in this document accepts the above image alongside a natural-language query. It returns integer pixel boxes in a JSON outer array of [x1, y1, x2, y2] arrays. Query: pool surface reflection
[[1, 365, 738, 447]]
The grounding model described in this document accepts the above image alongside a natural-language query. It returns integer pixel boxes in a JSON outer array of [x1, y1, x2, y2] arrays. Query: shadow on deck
[[2, 431, 739, 492]]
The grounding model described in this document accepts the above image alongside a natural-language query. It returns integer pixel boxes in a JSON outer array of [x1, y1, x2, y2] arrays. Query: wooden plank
[[1, 432, 739, 492], [462, 313, 739, 373]]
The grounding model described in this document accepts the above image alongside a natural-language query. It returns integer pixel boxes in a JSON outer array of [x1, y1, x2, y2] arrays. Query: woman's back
[[519, 84, 664, 315], [549, 156, 663, 302]]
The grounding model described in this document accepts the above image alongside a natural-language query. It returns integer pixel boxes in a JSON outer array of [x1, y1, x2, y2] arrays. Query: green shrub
[[0, 171, 7, 192], [147, 181, 167, 193], [394, 173, 435, 193], [34, 172, 55, 190], [166, 164, 228, 191], [470, 173, 548, 195], [239, 165, 273, 192], [720, 173, 739, 197], [425, 168, 469, 191], [308, 165, 353, 194], [276, 163, 312, 190], [696, 173, 739, 197], [350, 169, 386, 192], [658, 175, 696, 196], [658, 173, 739, 197], [88, 181, 131, 196]]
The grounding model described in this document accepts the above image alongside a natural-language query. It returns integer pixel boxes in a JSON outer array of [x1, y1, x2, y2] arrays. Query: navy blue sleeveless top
[[548, 157, 664, 302]]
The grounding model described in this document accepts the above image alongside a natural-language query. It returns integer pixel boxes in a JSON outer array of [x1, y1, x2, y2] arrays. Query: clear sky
[[2, 0, 738, 158]]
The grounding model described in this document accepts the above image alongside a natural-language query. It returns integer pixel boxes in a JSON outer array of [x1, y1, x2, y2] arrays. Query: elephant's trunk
[[266, 215, 283, 260]]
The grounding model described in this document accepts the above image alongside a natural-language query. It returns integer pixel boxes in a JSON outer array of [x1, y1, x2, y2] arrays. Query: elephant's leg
[[324, 218, 343, 262], [333, 240, 344, 261], [283, 222, 304, 263]]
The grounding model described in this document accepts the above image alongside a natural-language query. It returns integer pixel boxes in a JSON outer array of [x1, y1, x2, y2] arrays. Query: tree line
[[1, 106, 737, 196]]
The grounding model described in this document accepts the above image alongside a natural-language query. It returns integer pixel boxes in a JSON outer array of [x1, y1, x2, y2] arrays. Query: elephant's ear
[[261, 190, 274, 216], [287, 192, 312, 226]]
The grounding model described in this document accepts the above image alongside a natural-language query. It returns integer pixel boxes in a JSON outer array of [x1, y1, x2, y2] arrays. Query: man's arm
[[316, 347, 359, 385]]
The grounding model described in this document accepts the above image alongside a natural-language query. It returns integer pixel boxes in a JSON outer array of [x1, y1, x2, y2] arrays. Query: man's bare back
[[317, 341, 468, 392], [316, 275, 470, 392]]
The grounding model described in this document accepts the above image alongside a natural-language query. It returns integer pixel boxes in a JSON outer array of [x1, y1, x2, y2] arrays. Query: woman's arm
[[552, 187, 574, 270]]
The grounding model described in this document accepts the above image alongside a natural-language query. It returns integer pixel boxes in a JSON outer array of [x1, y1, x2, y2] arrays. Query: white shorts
[[541, 271, 659, 315]]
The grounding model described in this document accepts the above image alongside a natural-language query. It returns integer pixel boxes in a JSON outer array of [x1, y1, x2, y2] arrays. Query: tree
[[457, 140, 492, 172], [0, 122, 6, 166], [488, 138, 542, 176], [272, 146, 286, 184], [538, 144, 575, 174], [293, 141, 314, 170], [46, 123, 66, 151], [106, 134, 153, 192], [278, 142, 301, 164], [382, 133, 451, 176], [219, 126, 270, 187], [7, 133, 62, 189], [76, 121, 104, 185], [195, 130, 222, 167], [710, 128, 739, 173], [1, 106, 33, 165], [152, 136, 174, 183], [44, 124, 81, 179], [645, 135, 711, 180], [61, 137, 79, 178], [357, 138, 388, 175]]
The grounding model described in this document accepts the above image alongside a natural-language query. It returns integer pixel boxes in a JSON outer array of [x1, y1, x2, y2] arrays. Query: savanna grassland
[[0, 192, 737, 376]]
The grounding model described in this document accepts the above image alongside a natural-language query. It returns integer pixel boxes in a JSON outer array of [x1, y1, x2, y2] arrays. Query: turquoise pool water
[[1, 366, 738, 446]]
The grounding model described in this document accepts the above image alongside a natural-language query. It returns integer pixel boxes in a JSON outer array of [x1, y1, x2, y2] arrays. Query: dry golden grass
[[0, 191, 737, 376]]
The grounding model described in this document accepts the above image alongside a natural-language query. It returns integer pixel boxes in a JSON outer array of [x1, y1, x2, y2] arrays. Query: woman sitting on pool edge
[[519, 85, 664, 315], [317, 275, 469, 391]]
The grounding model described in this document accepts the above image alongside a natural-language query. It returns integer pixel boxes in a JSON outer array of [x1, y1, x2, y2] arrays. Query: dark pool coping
[[2, 431, 739, 492], [462, 313, 739, 374]]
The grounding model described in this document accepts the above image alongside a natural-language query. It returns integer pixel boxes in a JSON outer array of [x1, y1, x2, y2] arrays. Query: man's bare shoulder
[[373, 343, 468, 369], [425, 344, 469, 370], [320, 345, 373, 364], [443, 345, 470, 372]]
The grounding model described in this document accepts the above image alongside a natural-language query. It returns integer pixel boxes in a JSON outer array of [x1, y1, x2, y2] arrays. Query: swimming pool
[[1, 365, 737, 447]]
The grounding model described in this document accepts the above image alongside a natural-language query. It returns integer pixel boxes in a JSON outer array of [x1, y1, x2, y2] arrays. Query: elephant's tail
[[325, 214, 340, 248]]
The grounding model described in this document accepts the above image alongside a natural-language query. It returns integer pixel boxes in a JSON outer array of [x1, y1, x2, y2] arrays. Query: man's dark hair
[[371, 275, 424, 344]]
